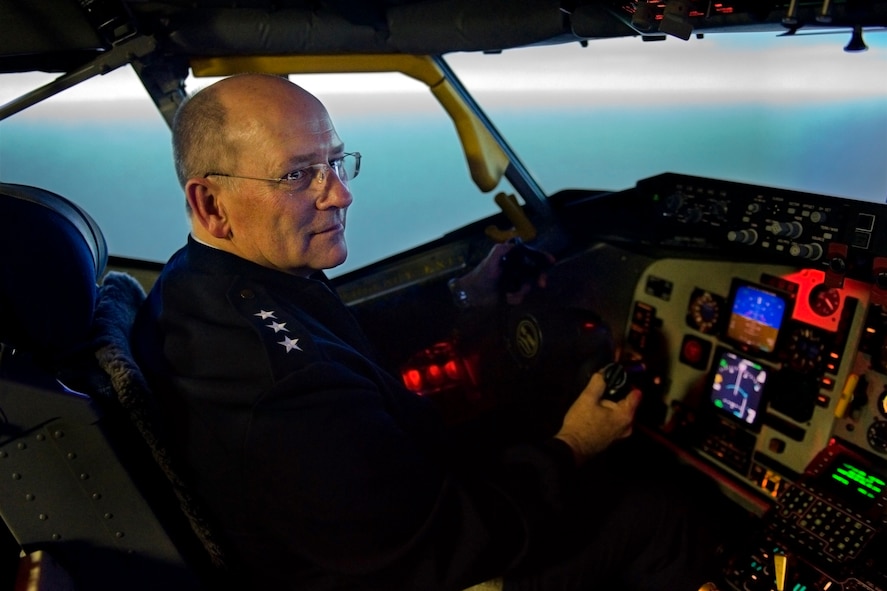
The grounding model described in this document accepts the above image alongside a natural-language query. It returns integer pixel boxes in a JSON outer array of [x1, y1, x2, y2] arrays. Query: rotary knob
[[868, 420, 887, 454], [768, 220, 803, 239], [727, 229, 758, 245], [789, 242, 824, 261]]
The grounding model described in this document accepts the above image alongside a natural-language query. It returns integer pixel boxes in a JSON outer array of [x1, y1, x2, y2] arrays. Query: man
[[133, 73, 711, 590]]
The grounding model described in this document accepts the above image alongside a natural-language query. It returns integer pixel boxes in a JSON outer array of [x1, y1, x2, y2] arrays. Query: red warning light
[[402, 368, 423, 392], [401, 340, 477, 395], [444, 360, 462, 380], [427, 364, 444, 385]]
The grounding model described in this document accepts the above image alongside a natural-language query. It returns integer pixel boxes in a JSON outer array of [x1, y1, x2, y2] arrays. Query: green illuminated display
[[830, 462, 885, 500]]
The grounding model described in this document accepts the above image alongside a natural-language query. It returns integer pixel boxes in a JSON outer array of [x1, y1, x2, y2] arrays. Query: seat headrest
[[0, 183, 108, 362]]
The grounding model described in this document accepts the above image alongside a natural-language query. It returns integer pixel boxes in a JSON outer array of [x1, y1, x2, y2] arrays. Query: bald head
[[172, 74, 330, 192]]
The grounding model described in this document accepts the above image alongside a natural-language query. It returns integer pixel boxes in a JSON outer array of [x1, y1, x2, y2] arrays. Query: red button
[[682, 338, 704, 364]]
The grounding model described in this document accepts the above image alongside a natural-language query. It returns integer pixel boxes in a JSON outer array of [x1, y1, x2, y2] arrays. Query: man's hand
[[452, 242, 553, 308], [554, 371, 640, 466]]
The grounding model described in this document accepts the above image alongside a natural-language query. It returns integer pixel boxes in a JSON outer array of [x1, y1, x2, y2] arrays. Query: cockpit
[[1, 1, 886, 590]]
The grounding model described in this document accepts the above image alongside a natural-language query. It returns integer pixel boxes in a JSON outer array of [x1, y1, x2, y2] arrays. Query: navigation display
[[710, 349, 768, 427], [725, 280, 789, 354]]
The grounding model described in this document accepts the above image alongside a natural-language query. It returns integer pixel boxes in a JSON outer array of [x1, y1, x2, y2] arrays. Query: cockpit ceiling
[[2, 0, 887, 74]]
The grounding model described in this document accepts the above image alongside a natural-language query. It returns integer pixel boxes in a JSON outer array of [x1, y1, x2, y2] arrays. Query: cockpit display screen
[[709, 349, 767, 427], [725, 281, 788, 354], [810, 453, 886, 513]]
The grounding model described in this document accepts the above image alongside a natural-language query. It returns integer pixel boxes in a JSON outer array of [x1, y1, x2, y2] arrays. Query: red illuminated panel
[[401, 340, 477, 396], [780, 268, 843, 333]]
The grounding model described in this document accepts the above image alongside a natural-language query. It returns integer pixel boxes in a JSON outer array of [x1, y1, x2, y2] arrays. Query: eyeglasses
[[205, 152, 361, 191]]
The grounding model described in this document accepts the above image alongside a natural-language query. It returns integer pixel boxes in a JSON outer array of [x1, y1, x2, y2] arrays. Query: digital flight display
[[709, 349, 767, 426], [811, 453, 886, 512], [725, 281, 789, 354]]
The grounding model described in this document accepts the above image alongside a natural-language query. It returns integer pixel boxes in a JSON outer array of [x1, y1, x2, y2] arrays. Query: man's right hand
[[553, 371, 640, 466]]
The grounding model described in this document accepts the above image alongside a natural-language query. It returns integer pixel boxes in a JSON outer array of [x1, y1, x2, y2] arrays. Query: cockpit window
[[0, 68, 188, 264], [445, 31, 887, 203], [1, 32, 885, 271], [0, 69, 508, 274]]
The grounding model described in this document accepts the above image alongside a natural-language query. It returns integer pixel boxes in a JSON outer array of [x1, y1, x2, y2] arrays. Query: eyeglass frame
[[204, 152, 361, 187]]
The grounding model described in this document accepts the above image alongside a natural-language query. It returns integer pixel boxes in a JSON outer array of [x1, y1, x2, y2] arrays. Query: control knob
[[727, 229, 758, 245], [682, 207, 703, 223], [868, 420, 887, 453], [664, 192, 685, 214], [789, 242, 823, 261], [768, 220, 803, 239]]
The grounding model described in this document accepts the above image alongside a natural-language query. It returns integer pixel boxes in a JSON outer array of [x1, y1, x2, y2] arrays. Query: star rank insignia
[[278, 336, 302, 353], [250, 309, 302, 354], [267, 321, 288, 333]]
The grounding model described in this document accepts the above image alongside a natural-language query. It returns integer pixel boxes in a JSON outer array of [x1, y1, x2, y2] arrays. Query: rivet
[[25, 494, 35, 501], [92, 493, 102, 500], [79, 473, 89, 480], [35, 434, 45, 442], [66, 452, 77, 460], [16, 442, 26, 450], [53, 431, 64, 439], [115, 531, 125, 538], [51, 534, 61, 541], [0, 451, 7, 458], [11, 473, 21, 480], [240, 288, 255, 299], [38, 514, 48, 521], [104, 513, 114, 520]]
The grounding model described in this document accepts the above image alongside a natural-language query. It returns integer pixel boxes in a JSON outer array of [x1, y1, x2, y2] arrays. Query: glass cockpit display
[[725, 280, 789, 354], [710, 349, 768, 426]]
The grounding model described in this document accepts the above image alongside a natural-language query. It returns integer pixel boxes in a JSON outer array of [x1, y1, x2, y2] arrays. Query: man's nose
[[315, 169, 353, 209]]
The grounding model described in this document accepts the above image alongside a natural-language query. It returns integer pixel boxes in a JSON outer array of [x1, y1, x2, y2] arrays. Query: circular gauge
[[687, 289, 723, 334], [787, 326, 825, 373], [867, 420, 887, 454], [808, 283, 841, 317]]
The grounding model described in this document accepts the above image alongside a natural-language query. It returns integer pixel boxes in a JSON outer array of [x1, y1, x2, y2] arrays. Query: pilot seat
[[0, 182, 228, 590]]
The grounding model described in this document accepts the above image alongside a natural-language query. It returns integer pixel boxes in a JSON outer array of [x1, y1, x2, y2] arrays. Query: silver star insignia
[[267, 321, 289, 333], [254, 310, 276, 320], [278, 336, 302, 353]]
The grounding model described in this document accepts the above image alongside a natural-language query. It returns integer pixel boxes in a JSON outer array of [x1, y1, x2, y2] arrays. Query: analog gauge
[[808, 283, 841, 317], [867, 420, 887, 454], [686, 289, 724, 334], [787, 326, 825, 373]]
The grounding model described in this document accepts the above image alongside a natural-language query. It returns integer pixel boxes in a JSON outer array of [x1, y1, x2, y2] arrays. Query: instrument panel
[[619, 174, 887, 591]]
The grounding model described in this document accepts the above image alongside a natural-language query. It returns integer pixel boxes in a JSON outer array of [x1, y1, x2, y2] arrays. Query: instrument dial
[[808, 284, 841, 317], [786, 326, 825, 373], [867, 420, 887, 454], [687, 289, 724, 334]]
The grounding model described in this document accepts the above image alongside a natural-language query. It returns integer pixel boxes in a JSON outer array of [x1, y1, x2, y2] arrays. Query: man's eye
[[283, 169, 309, 182]]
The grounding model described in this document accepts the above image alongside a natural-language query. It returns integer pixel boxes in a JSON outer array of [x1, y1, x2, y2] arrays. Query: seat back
[[0, 183, 223, 590], [0, 182, 105, 363]]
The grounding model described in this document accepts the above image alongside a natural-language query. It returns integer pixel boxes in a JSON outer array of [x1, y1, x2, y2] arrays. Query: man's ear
[[186, 179, 230, 239]]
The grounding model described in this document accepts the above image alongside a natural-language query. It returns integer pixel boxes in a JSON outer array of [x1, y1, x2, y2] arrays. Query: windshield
[[1, 30, 885, 274], [445, 31, 887, 203], [0, 70, 508, 274]]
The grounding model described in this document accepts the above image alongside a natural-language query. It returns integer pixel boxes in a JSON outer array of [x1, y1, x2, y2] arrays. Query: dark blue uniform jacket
[[132, 237, 576, 591]]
